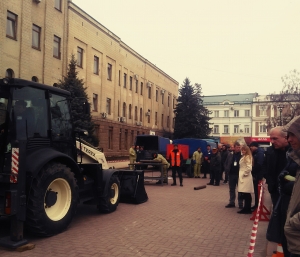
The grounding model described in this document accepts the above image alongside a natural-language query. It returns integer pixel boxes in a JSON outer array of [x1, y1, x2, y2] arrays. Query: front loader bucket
[[117, 170, 148, 204]]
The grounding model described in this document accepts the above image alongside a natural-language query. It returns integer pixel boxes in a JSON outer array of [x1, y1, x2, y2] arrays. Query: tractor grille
[[27, 138, 50, 150]]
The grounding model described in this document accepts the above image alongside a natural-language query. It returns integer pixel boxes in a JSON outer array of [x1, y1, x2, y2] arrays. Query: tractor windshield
[[10, 87, 48, 141]]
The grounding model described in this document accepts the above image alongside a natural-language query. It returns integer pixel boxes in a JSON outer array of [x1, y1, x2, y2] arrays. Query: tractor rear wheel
[[98, 175, 120, 213], [26, 162, 78, 236]]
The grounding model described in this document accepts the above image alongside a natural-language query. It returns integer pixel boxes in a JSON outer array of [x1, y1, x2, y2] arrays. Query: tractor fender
[[100, 169, 119, 197], [26, 147, 80, 179]]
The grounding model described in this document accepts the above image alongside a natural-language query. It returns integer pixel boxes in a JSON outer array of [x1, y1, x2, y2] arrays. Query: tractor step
[[0, 236, 28, 249]]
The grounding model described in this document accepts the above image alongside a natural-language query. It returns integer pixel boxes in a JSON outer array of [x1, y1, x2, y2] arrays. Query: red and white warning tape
[[247, 181, 264, 257], [10, 148, 19, 183]]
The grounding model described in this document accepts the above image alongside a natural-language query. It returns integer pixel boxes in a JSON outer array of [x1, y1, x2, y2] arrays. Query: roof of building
[[202, 93, 258, 105]]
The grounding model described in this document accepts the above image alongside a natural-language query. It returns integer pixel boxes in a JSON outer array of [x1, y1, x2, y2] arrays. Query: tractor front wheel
[[26, 162, 78, 236]]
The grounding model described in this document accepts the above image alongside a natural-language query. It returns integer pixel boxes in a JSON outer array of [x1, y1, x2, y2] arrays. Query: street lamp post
[[277, 105, 284, 126]]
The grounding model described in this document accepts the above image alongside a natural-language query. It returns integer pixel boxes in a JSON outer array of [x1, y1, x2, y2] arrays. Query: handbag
[[266, 196, 282, 243]]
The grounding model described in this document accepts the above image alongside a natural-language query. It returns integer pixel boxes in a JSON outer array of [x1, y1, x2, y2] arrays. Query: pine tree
[[56, 54, 99, 146], [173, 78, 211, 139]]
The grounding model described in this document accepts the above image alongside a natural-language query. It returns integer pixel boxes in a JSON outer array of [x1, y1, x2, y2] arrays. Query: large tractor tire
[[26, 162, 78, 236], [98, 175, 120, 213]]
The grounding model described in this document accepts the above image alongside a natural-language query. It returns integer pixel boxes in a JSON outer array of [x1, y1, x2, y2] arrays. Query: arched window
[[134, 106, 137, 121], [129, 104, 132, 119], [53, 83, 58, 87], [122, 102, 126, 117], [139, 108, 143, 122], [5, 69, 14, 78], [32, 76, 38, 82]]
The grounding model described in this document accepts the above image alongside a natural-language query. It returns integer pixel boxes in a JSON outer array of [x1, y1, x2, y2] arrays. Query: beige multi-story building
[[1, 0, 179, 157]]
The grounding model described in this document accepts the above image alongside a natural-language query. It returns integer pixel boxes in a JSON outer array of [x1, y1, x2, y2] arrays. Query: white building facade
[[203, 93, 272, 146]]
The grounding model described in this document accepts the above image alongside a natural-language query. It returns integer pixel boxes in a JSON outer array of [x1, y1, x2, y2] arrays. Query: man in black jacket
[[224, 141, 243, 208], [207, 147, 221, 186], [249, 141, 265, 211], [265, 126, 289, 207]]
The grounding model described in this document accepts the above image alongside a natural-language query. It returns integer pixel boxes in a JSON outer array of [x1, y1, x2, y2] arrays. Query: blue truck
[[173, 138, 217, 158], [135, 135, 171, 159], [172, 138, 218, 177]]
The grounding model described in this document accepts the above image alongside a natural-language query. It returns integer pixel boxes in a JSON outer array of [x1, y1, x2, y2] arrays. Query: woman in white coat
[[237, 145, 254, 214]]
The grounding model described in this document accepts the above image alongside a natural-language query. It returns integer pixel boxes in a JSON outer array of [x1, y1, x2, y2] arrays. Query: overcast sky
[[72, 0, 300, 96]]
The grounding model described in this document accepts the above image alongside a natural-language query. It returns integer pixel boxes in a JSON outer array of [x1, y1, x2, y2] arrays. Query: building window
[[140, 108, 143, 122], [155, 112, 158, 125], [53, 35, 61, 59], [54, 0, 62, 11], [259, 106, 267, 116], [129, 76, 132, 90], [32, 24, 41, 50], [148, 113, 150, 123], [5, 69, 15, 78], [6, 11, 17, 40], [245, 125, 250, 133], [107, 64, 112, 80], [173, 98, 176, 109], [135, 80, 138, 93], [224, 125, 229, 134], [161, 114, 164, 127], [93, 56, 99, 75], [148, 87, 151, 99], [156, 90, 158, 102], [129, 104, 132, 119], [123, 73, 127, 88], [134, 106, 138, 121], [140, 82, 143, 95], [106, 98, 111, 115], [260, 124, 267, 133], [92, 94, 98, 111], [214, 111, 219, 117], [224, 110, 229, 117], [108, 127, 113, 149], [167, 116, 170, 128], [168, 95, 170, 107], [245, 110, 250, 117], [213, 125, 219, 134], [124, 129, 128, 150], [119, 129, 122, 150], [77, 47, 83, 68], [234, 110, 239, 117], [131, 130, 134, 146], [234, 125, 239, 133], [161, 94, 164, 104], [122, 102, 126, 117], [117, 100, 120, 116]]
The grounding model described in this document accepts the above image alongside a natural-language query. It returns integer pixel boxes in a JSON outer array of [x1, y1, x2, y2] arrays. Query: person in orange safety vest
[[169, 144, 184, 186]]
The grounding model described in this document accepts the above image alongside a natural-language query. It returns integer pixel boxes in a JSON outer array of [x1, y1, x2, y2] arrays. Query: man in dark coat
[[265, 126, 289, 207], [224, 141, 243, 208], [207, 147, 221, 186], [221, 144, 229, 183], [249, 141, 265, 211], [202, 144, 212, 178]]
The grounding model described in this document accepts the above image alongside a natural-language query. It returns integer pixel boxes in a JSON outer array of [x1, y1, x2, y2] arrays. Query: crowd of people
[[128, 117, 300, 256]]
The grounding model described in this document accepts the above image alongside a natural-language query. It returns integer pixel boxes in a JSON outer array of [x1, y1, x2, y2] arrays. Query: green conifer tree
[[173, 78, 211, 139], [57, 54, 99, 146]]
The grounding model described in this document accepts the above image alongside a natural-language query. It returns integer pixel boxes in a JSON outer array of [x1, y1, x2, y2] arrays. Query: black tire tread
[[26, 162, 78, 236], [98, 175, 120, 213]]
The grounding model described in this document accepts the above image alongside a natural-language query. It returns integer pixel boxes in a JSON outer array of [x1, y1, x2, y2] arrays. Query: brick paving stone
[[0, 169, 272, 257]]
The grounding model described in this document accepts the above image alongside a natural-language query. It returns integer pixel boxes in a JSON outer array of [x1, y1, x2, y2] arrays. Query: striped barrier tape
[[247, 180, 265, 257]]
